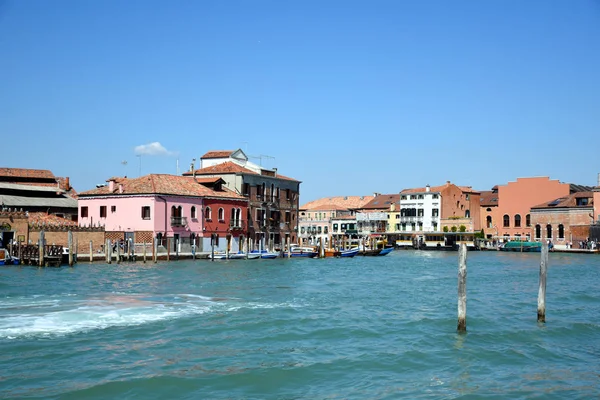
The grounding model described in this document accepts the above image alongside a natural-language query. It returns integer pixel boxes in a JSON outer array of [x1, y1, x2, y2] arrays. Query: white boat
[[250, 250, 279, 259]]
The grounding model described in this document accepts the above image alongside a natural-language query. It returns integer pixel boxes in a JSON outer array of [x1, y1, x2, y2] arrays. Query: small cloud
[[134, 142, 177, 156]]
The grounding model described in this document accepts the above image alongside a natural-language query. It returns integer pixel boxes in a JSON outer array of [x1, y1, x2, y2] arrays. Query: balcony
[[229, 220, 246, 230], [170, 216, 188, 227]]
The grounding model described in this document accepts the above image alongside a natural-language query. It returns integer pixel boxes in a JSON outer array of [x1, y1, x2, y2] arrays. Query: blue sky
[[1, 0, 599, 202]]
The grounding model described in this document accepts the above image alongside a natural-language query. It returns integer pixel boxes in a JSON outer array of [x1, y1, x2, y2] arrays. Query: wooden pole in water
[[105, 239, 110, 263], [75, 237, 78, 264], [287, 236, 291, 258], [89, 240, 93, 263], [143, 241, 147, 263], [68, 230, 73, 266], [457, 243, 467, 333], [175, 237, 179, 260], [116, 239, 121, 263], [107, 239, 112, 264], [38, 231, 45, 267], [537, 241, 549, 323], [153, 237, 157, 263], [167, 238, 170, 262], [211, 234, 215, 262]]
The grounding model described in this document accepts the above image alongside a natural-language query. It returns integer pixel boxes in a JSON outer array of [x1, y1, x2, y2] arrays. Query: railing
[[229, 220, 246, 230], [170, 216, 188, 227]]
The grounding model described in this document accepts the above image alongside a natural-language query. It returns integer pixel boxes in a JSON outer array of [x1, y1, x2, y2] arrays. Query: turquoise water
[[1, 251, 599, 399]]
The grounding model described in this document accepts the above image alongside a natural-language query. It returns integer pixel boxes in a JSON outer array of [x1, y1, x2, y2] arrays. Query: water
[[1, 251, 599, 399]]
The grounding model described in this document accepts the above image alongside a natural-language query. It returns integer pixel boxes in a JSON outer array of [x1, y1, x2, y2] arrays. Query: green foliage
[[459, 225, 466, 232], [443, 226, 449, 232], [451, 226, 457, 232], [474, 229, 485, 239]]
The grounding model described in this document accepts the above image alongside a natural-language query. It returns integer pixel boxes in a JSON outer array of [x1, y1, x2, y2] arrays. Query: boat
[[339, 248, 359, 257], [208, 251, 227, 260], [289, 246, 318, 258], [499, 241, 542, 252], [211, 251, 261, 260], [0, 248, 19, 265], [377, 247, 394, 256], [250, 249, 279, 259], [324, 248, 341, 257]]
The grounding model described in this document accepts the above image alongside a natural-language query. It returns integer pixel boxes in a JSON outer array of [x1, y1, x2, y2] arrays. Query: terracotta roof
[[531, 192, 594, 210], [201, 150, 235, 159], [79, 174, 245, 199], [186, 161, 299, 182], [401, 182, 478, 195], [184, 161, 258, 176], [0, 168, 56, 180], [479, 190, 499, 207], [28, 212, 77, 227], [360, 194, 401, 210], [301, 196, 372, 210]]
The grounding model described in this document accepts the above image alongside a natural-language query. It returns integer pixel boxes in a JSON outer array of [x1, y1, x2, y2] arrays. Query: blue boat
[[377, 247, 394, 256], [339, 248, 359, 257], [0, 248, 19, 265]]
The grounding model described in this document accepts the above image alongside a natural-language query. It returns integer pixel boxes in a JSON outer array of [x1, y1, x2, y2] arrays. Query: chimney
[[426, 184, 430, 192], [108, 179, 115, 192], [274, 167, 277, 177], [65, 177, 70, 191], [373, 192, 380, 197], [119, 184, 123, 193], [597, 172, 600, 187]]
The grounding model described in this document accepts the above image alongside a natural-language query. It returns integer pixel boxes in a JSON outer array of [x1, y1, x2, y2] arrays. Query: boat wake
[[0, 293, 294, 340]]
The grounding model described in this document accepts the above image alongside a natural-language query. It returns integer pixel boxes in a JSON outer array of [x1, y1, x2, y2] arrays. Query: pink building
[[493, 177, 571, 240], [78, 174, 247, 253]]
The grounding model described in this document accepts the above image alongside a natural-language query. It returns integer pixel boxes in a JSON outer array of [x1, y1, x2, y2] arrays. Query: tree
[[451, 226, 457, 232], [459, 225, 466, 232], [443, 226, 449, 232]]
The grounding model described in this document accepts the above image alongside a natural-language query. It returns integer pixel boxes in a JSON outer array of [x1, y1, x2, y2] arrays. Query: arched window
[[324, 226, 329, 234], [218, 208, 224, 221], [271, 183, 275, 202], [205, 206, 211, 220], [171, 205, 176, 217], [261, 183, 266, 199], [503, 214, 510, 227], [535, 224, 541, 239], [301, 227, 305, 234], [486, 215, 492, 228], [526, 214, 531, 227], [514, 214, 521, 228], [317, 226, 322, 234], [558, 224, 564, 239], [465, 210, 470, 218], [191, 206, 196, 219], [177, 206, 182, 217], [546, 224, 552, 239]]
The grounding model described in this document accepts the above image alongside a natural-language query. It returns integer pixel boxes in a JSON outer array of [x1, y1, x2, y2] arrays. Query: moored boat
[[0, 248, 19, 265], [377, 247, 394, 256], [250, 249, 279, 259], [499, 241, 542, 252], [289, 246, 318, 258], [339, 248, 359, 257]]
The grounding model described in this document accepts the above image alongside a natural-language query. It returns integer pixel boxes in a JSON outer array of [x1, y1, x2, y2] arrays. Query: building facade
[[185, 149, 300, 251], [78, 174, 248, 253]]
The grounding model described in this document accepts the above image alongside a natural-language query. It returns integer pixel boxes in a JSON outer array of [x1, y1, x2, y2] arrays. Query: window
[[141, 206, 151, 220], [417, 194, 424, 199], [205, 206, 212, 220], [465, 210, 470, 218], [503, 214, 510, 227], [218, 208, 224, 221], [486, 215, 492, 228], [432, 208, 439, 217], [81, 206, 88, 218], [514, 214, 521, 228], [191, 206, 197, 219], [433, 222, 438, 231], [111, 205, 116, 213], [261, 183, 266, 199], [410, 195, 417, 200], [100, 206, 107, 218], [535, 224, 541, 239], [558, 224, 564, 239], [401, 195, 407, 200], [285, 211, 291, 223], [242, 183, 250, 197], [286, 189, 291, 200], [432, 194, 439, 199], [546, 224, 552, 239], [526, 214, 531, 227], [333, 223, 338, 231], [301, 227, 306, 234], [417, 209, 424, 217], [271, 184, 275, 202], [317, 226, 322, 234], [276, 187, 280, 199], [466, 194, 470, 200]]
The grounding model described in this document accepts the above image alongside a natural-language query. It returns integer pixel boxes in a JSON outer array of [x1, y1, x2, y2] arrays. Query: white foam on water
[[0, 293, 300, 339], [0, 293, 215, 339]]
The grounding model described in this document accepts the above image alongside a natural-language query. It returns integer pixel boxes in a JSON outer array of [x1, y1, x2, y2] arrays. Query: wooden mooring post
[[68, 230, 74, 267], [38, 231, 45, 267], [106, 239, 112, 264], [167, 238, 170, 262], [537, 241, 549, 323], [153, 238, 157, 264], [457, 243, 467, 332], [143, 242, 147, 263], [89, 240, 93, 263]]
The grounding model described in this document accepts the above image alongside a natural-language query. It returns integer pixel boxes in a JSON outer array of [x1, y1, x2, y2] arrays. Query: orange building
[[493, 177, 571, 240]]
